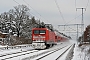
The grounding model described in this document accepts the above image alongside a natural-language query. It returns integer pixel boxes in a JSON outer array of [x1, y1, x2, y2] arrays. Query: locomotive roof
[[32, 28, 49, 30]]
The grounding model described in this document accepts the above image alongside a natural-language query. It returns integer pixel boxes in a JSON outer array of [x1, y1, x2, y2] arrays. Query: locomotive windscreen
[[34, 30, 46, 34], [0, 39, 2, 41]]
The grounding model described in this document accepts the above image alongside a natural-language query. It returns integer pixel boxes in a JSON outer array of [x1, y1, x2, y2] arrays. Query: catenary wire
[[23, 0, 51, 24], [54, 0, 77, 32], [86, 0, 89, 10], [12, 0, 48, 23], [13, 0, 82, 32], [13, 0, 20, 5], [54, 0, 66, 23]]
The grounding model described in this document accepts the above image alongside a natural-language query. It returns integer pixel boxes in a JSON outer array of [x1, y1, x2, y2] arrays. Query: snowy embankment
[[65, 44, 75, 60], [0, 44, 34, 56], [72, 44, 90, 60], [1, 40, 89, 60]]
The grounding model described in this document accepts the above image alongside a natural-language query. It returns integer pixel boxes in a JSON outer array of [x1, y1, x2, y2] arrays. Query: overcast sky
[[0, 0, 90, 38]]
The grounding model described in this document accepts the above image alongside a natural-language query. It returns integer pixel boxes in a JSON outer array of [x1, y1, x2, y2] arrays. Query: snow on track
[[21, 41, 73, 60], [0, 41, 74, 60], [33, 44, 74, 60], [0, 49, 39, 60]]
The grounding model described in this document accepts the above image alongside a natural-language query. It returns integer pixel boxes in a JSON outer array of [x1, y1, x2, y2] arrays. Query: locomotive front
[[32, 28, 48, 49]]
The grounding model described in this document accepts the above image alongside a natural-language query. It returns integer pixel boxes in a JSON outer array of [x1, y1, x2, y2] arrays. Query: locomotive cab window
[[34, 30, 39, 34], [33, 30, 46, 34], [40, 30, 46, 34], [0, 39, 2, 41]]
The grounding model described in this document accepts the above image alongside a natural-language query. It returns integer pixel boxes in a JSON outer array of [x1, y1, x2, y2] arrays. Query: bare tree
[[13, 5, 30, 37], [0, 5, 42, 38]]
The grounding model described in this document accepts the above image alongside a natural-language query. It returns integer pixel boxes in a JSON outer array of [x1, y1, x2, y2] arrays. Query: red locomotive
[[32, 24, 69, 49], [32, 27, 56, 49]]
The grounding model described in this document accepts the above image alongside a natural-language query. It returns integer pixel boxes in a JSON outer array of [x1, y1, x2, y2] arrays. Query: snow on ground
[[72, 43, 90, 60], [0, 40, 90, 60], [0, 45, 34, 56], [68, 39, 90, 60], [0, 45, 8, 47]]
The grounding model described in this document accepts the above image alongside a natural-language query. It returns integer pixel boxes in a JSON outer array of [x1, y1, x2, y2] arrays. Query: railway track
[[0, 42, 61, 59], [32, 44, 74, 60], [0, 42, 74, 60], [55, 44, 75, 60], [0, 49, 39, 60], [22, 44, 74, 60], [0, 44, 32, 50], [0, 49, 36, 57]]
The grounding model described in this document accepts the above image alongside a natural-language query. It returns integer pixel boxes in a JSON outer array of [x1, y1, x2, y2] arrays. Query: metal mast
[[76, 8, 86, 42]]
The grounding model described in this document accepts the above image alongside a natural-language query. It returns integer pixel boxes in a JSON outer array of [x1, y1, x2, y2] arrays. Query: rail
[[0, 44, 32, 50], [0, 49, 39, 60], [22, 44, 69, 60], [0, 42, 74, 60]]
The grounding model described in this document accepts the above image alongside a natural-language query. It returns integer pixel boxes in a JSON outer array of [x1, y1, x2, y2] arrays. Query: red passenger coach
[[32, 28, 56, 49], [55, 35, 62, 42]]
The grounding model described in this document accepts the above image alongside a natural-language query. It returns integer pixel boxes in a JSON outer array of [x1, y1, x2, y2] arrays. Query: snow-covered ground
[[65, 39, 90, 60], [72, 44, 90, 60], [0, 40, 90, 60]]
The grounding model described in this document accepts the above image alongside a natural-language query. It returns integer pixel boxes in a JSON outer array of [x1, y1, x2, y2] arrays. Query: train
[[32, 25, 69, 49]]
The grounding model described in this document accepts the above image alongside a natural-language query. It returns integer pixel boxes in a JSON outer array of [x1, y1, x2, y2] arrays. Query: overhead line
[[65, 14, 82, 25], [12, 0, 47, 23], [75, 0, 77, 24], [23, 0, 41, 17], [66, 0, 89, 25], [13, 0, 20, 5], [54, 0, 77, 32], [75, 0, 76, 8], [23, 0, 50, 23], [54, 0, 66, 23], [86, 0, 89, 9]]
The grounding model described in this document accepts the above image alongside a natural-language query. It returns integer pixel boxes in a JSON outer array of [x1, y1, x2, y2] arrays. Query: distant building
[[0, 31, 9, 45]]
